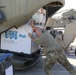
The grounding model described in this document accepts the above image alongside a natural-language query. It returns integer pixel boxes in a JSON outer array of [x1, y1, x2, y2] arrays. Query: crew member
[[28, 30, 76, 75]]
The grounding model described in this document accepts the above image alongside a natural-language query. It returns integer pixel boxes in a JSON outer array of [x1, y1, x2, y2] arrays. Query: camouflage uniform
[[34, 31, 76, 75]]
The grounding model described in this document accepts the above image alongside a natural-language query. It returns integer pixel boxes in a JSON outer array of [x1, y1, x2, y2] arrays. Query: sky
[[53, 0, 76, 17]]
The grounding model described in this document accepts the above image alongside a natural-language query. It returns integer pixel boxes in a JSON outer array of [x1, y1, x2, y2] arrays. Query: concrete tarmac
[[15, 54, 76, 75]]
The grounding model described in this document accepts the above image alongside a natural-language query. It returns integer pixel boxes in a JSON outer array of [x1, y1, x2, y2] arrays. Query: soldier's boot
[[58, 54, 76, 75]]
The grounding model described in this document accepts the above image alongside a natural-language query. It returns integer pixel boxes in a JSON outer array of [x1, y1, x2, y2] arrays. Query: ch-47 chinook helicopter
[[0, 0, 65, 70], [46, 9, 76, 50]]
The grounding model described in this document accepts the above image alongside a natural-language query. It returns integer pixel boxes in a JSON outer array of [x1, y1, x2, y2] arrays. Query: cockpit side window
[[0, 9, 6, 23]]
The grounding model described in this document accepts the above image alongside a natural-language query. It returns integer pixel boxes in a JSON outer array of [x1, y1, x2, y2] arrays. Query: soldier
[[75, 48, 76, 56], [28, 31, 76, 75], [55, 31, 65, 49]]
